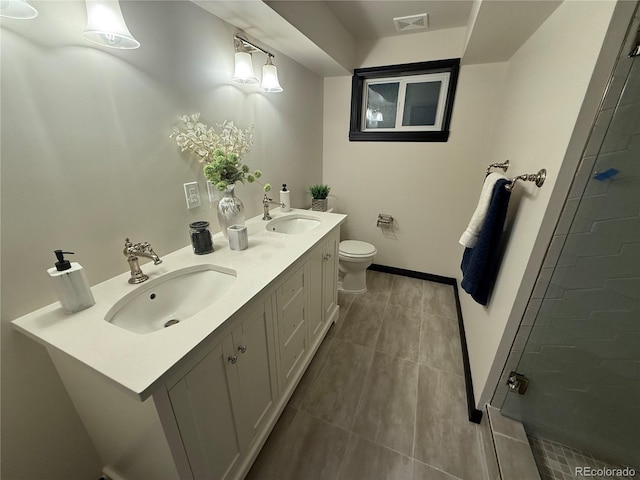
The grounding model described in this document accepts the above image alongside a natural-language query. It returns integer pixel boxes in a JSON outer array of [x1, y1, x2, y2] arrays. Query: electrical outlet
[[183, 182, 201, 209]]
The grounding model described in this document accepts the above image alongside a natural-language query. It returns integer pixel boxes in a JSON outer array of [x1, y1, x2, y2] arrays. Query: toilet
[[338, 240, 377, 294]]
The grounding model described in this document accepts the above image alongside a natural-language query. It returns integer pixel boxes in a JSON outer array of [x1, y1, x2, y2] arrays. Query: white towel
[[459, 172, 507, 248]]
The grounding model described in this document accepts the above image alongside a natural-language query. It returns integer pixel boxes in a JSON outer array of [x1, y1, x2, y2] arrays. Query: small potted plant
[[309, 184, 331, 211]]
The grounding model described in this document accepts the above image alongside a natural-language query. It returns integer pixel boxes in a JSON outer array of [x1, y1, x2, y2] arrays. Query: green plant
[[309, 184, 331, 199]]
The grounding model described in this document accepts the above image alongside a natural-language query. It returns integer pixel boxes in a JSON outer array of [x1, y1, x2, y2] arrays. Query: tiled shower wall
[[494, 46, 640, 468]]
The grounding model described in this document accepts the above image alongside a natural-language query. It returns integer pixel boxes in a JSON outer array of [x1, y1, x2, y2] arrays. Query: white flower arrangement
[[170, 113, 270, 192]]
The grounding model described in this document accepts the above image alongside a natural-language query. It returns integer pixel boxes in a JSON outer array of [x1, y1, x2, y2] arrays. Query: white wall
[[460, 0, 619, 408], [0, 1, 323, 478], [323, 27, 508, 278]]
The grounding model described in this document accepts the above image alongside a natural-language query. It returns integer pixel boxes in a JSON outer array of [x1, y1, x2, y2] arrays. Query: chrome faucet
[[262, 194, 285, 220], [123, 238, 162, 284]]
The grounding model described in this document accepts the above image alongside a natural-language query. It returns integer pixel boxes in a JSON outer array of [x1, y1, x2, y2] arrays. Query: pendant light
[[260, 55, 283, 93], [0, 0, 38, 19], [82, 0, 140, 50]]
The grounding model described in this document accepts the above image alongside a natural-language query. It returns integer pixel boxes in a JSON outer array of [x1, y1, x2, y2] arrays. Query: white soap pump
[[280, 183, 291, 212], [47, 250, 95, 314]]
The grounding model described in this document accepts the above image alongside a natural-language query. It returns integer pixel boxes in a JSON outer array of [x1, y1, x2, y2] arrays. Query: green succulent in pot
[[309, 184, 331, 199], [309, 184, 331, 211]]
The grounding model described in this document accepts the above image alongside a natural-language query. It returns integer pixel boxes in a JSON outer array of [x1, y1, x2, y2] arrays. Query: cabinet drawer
[[280, 292, 305, 344], [281, 320, 308, 382], [279, 266, 304, 307]]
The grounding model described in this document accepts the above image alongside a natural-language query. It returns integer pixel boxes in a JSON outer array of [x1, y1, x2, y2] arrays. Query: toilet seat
[[339, 240, 376, 258]]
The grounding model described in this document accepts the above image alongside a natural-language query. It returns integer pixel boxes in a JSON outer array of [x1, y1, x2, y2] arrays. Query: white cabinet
[[308, 228, 339, 346], [169, 338, 243, 480], [275, 265, 309, 393], [168, 299, 278, 480], [19, 217, 345, 480]]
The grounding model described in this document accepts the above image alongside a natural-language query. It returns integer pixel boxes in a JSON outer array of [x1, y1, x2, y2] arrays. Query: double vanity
[[12, 209, 346, 480]]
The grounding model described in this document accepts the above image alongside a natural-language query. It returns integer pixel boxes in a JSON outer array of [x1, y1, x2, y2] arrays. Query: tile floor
[[246, 270, 489, 480], [529, 436, 639, 480]]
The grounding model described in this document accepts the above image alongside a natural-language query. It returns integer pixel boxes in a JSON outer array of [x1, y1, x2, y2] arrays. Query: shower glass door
[[501, 53, 639, 468]]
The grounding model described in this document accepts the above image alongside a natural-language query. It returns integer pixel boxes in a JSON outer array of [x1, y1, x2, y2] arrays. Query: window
[[349, 59, 460, 142]]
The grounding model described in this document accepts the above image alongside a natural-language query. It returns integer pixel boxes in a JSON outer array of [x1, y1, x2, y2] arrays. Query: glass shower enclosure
[[500, 22, 640, 469]]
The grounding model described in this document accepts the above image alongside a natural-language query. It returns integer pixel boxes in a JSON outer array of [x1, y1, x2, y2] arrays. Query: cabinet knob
[[323, 253, 332, 260], [238, 345, 247, 354], [228, 355, 238, 365]]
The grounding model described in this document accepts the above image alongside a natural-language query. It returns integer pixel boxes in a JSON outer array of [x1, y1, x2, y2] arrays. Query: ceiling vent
[[393, 13, 428, 32]]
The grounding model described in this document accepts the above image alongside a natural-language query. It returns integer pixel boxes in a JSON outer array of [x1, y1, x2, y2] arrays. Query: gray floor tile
[[423, 281, 458, 319], [249, 271, 488, 480], [338, 434, 413, 480], [414, 365, 484, 480], [363, 270, 395, 302], [412, 460, 462, 480], [376, 304, 422, 362], [420, 313, 464, 375], [288, 336, 334, 409], [335, 296, 386, 349], [389, 275, 424, 310], [353, 352, 419, 456], [328, 292, 356, 338], [301, 338, 374, 430], [245, 406, 299, 480], [248, 408, 350, 480]]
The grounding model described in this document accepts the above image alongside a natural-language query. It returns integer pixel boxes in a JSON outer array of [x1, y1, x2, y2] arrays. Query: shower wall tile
[[591, 217, 640, 243]]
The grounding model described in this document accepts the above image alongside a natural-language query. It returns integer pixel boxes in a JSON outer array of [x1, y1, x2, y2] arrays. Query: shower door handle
[[507, 371, 529, 394]]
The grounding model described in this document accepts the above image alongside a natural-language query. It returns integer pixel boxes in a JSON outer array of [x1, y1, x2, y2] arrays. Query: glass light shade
[[82, 0, 140, 50], [232, 51, 258, 85], [0, 0, 38, 19], [260, 58, 283, 93]]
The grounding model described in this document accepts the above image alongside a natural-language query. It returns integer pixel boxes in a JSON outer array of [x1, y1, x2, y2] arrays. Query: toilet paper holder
[[377, 214, 394, 228]]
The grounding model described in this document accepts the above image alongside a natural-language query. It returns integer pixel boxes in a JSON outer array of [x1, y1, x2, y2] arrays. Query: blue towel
[[461, 179, 511, 305]]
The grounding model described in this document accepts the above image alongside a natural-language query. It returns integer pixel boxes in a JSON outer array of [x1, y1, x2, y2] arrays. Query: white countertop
[[12, 209, 346, 401]]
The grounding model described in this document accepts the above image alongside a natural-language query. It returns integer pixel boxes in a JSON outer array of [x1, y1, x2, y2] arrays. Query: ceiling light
[[83, 0, 140, 50], [260, 56, 282, 93], [0, 0, 38, 19]]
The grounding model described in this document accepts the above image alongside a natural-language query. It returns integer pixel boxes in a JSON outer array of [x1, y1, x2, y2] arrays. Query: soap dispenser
[[280, 184, 291, 212], [47, 250, 95, 314]]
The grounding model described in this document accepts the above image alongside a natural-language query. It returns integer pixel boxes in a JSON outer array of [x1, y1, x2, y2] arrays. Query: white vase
[[217, 184, 245, 238]]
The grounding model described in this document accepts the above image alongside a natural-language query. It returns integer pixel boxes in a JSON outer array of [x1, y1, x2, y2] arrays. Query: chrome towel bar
[[486, 160, 546, 191]]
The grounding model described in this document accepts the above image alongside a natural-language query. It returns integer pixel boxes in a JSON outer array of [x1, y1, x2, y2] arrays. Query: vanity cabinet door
[[230, 299, 279, 452], [169, 337, 243, 480], [168, 300, 277, 480], [308, 228, 340, 346], [322, 228, 339, 327]]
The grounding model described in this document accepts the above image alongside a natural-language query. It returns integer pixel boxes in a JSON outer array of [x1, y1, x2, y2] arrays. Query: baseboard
[[369, 264, 483, 424]]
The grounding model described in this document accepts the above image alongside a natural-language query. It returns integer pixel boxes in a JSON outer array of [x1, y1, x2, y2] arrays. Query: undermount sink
[[266, 214, 321, 234], [105, 264, 237, 334]]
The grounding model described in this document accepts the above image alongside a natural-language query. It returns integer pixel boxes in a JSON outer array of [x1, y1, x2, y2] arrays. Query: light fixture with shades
[[232, 34, 283, 93], [0, 0, 38, 19], [232, 36, 258, 85], [261, 55, 283, 93], [82, 0, 140, 50]]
